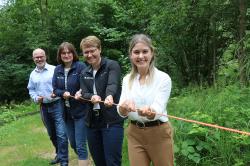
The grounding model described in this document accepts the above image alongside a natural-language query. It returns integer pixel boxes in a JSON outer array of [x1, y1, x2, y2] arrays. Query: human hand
[[63, 91, 71, 99], [119, 100, 136, 116], [75, 89, 82, 100], [104, 95, 113, 107], [37, 96, 43, 103], [51, 93, 56, 98], [138, 106, 156, 119], [91, 95, 101, 104]]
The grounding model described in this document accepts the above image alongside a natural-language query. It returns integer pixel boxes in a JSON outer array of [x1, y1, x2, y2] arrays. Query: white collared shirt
[[118, 67, 171, 122]]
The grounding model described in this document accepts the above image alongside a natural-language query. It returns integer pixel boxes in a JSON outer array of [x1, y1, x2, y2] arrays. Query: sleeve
[[105, 60, 121, 97], [52, 67, 66, 97], [117, 76, 129, 118], [27, 73, 39, 103], [150, 74, 172, 120]]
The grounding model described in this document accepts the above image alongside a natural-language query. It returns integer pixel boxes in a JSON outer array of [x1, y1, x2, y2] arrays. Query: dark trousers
[[41, 100, 68, 165], [40, 104, 58, 155], [87, 123, 124, 166]]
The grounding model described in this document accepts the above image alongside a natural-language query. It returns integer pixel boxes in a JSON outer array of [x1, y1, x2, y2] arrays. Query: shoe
[[49, 156, 60, 165]]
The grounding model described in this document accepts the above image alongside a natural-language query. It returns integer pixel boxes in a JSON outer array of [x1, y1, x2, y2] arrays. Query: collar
[[86, 57, 106, 74], [57, 61, 78, 73], [35, 63, 49, 72]]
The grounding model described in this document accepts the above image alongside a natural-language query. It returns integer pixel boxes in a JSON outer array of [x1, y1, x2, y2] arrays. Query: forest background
[[0, 0, 250, 165]]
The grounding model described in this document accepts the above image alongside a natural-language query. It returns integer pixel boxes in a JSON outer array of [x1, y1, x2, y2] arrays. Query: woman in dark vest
[[53, 42, 88, 166]]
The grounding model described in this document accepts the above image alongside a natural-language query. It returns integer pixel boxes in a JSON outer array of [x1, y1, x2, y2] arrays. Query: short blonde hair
[[80, 36, 101, 50]]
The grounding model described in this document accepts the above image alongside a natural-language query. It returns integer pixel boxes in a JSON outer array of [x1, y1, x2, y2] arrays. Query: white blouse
[[118, 67, 172, 122]]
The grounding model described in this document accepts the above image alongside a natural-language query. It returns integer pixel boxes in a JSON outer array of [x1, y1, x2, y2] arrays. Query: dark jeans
[[42, 100, 68, 165], [65, 109, 88, 160], [87, 123, 124, 166], [40, 104, 58, 155]]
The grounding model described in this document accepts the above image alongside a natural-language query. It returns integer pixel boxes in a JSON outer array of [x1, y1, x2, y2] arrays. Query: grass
[[0, 114, 78, 166], [0, 113, 130, 166], [2, 85, 250, 165]]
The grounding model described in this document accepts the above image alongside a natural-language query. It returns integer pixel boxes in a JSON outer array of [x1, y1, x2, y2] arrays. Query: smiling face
[[33, 48, 46, 69], [130, 42, 153, 72], [61, 48, 73, 64], [83, 46, 101, 68], [80, 36, 102, 69], [57, 42, 79, 66]]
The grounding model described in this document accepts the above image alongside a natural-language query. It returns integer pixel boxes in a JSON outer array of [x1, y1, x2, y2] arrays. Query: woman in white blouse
[[118, 34, 174, 166]]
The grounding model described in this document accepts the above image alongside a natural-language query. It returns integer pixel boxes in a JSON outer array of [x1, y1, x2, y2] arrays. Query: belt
[[42, 100, 59, 107], [131, 120, 164, 128]]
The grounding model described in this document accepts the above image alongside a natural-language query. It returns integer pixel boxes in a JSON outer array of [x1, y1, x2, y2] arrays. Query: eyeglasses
[[83, 48, 97, 55], [61, 51, 72, 55], [33, 56, 45, 60]]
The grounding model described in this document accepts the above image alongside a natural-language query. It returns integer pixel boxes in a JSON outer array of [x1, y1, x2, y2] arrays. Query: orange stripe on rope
[[166, 114, 250, 136], [71, 95, 250, 136]]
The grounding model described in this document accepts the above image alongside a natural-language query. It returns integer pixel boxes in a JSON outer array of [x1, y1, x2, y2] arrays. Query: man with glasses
[[27, 48, 68, 165]]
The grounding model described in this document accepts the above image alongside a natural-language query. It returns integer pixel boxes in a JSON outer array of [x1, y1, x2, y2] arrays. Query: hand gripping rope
[[70, 95, 250, 136]]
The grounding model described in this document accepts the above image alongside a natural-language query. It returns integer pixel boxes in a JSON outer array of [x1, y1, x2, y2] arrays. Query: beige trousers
[[127, 122, 174, 166]]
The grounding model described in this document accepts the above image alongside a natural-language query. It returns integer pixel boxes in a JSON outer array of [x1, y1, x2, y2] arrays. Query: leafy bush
[[169, 85, 250, 165], [0, 101, 38, 125]]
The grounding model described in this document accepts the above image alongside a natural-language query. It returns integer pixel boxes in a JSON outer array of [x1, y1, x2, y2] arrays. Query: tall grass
[[169, 85, 250, 165]]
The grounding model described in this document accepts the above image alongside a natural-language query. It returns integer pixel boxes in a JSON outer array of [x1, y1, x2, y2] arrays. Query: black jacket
[[80, 57, 124, 126], [52, 61, 87, 118]]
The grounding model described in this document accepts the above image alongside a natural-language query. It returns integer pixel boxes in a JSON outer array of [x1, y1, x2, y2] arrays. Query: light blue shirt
[[27, 63, 59, 103]]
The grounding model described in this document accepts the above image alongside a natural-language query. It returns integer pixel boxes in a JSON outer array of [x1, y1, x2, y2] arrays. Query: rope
[[70, 95, 250, 136]]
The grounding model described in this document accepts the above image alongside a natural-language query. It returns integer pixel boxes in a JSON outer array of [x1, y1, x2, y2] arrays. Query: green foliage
[[1, 86, 250, 165], [0, 101, 38, 125], [0, 0, 250, 103], [148, 0, 238, 86], [0, 59, 33, 103], [218, 44, 239, 85], [169, 85, 250, 165]]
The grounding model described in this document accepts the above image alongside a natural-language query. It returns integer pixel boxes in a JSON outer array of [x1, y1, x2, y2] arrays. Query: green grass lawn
[[0, 114, 129, 166], [0, 114, 84, 165]]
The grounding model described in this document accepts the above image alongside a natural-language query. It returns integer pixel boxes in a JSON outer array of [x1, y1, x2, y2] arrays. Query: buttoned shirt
[[118, 67, 171, 122], [27, 63, 59, 103]]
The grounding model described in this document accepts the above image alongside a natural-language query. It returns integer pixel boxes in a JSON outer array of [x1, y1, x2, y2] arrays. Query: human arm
[[52, 67, 67, 97], [27, 74, 43, 103], [117, 75, 136, 117], [105, 60, 121, 98], [149, 74, 172, 120]]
